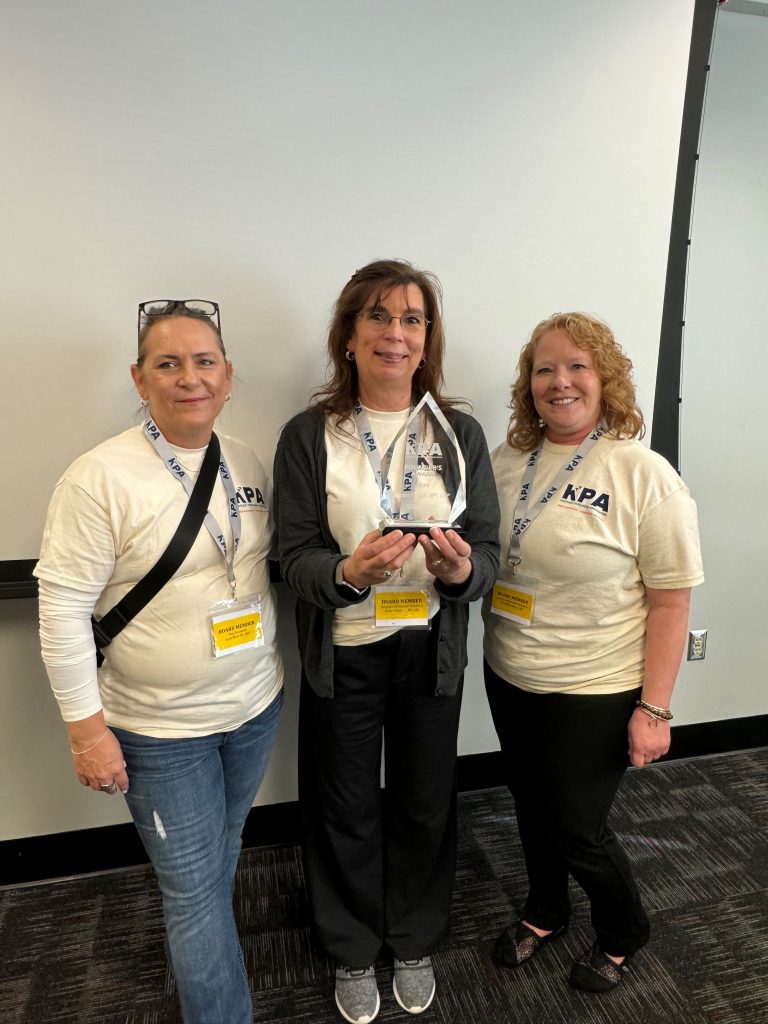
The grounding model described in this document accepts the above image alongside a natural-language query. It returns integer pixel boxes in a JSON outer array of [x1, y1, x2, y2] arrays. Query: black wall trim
[[0, 560, 37, 599], [3, 716, 765, 889], [0, 560, 281, 600], [651, 0, 718, 469], [0, 561, 282, 598]]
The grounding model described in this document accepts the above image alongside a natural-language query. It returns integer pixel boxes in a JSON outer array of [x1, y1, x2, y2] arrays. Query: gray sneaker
[[334, 965, 380, 1024], [393, 956, 436, 1014]]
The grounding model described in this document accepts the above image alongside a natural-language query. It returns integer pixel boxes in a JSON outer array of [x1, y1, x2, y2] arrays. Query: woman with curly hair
[[482, 312, 703, 992]]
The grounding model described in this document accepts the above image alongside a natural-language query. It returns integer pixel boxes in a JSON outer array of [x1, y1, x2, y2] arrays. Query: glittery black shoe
[[492, 920, 568, 969], [569, 943, 631, 992]]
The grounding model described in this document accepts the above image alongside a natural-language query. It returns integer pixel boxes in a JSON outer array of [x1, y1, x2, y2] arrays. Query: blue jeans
[[112, 689, 283, 1024]]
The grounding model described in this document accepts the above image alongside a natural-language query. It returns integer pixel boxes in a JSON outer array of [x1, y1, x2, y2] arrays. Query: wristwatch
[[334, 559, 367, 596]]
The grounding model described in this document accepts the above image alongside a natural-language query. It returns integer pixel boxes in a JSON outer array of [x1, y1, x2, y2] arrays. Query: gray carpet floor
[[1, 748, 766, 1023]]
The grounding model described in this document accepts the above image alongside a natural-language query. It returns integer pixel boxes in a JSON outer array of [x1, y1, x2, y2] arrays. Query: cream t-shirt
[[36, 425, 283, 735], [482, 437, 704, 694], [325, 408, 463, 646]]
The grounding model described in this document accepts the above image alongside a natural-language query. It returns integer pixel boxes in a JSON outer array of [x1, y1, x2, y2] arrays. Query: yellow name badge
[[491, 581, 535, 625], [210, 597, 264, 658], [374, 588, 429, 629]]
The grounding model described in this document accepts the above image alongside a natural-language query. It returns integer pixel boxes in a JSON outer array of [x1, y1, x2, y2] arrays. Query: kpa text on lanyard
[[143, 418, 241, 593], [353, 392, 466, 524], [507, 423, 606, 570]]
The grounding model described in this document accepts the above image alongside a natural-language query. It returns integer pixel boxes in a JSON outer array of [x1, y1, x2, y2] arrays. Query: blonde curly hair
[[507, 312, 645, 451]]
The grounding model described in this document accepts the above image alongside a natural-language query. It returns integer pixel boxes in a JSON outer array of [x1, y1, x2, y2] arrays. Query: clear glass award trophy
[[378, 393, 467, 536]]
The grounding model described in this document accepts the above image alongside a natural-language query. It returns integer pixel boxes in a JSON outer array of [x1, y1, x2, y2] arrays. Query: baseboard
[[2, 715, 765, 888]]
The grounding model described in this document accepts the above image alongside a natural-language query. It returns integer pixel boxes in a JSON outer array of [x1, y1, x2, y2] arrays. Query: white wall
[[0, 0, 698, 842], [676, 8, 768, 722]]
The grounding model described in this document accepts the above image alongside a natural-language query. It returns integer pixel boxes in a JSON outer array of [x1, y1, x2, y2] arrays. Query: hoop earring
[[345, 351, 355, 362], [225, 393, 231, 402], [418, 358, 426, 369], [140, 399, 148, 408]]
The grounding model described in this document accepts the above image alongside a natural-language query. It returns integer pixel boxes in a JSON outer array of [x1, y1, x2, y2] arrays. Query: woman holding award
[[274, 259, 499, 1022], [482, 312, 703, 992]]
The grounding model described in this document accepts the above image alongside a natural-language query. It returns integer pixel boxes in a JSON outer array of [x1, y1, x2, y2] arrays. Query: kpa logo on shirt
[[559, 482, 610, 515], [235, 485, 267, 511]]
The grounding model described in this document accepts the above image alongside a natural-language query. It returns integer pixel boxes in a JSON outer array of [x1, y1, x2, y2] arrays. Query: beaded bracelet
[[70, 727, 109, 756], [636, 699, 673, 722]]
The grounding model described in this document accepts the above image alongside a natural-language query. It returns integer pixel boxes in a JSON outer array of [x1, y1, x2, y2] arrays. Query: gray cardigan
[[273, 405, 500, 698]]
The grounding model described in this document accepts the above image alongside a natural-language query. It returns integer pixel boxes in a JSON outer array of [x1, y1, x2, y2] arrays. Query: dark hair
[[310, 259, 463, 421], [507, 312, 645, 451], [136, 302, 226, 367]]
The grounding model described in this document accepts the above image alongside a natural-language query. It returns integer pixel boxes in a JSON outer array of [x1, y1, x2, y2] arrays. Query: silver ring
[[381, 569, 393, 579], [100, 782, 116, 793]]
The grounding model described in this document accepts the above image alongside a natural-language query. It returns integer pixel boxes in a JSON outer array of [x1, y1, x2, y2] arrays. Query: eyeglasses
[[138, 299, 221, 337], [358, 310, 430, 333]]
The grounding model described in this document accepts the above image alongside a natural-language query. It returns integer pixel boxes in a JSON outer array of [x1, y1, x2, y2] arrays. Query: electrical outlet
[[687, 629, 707, 661]]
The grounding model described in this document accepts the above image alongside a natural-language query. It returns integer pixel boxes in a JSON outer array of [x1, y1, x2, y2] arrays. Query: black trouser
[[484, 661, 650, 957], [299, 626, 464, 967]]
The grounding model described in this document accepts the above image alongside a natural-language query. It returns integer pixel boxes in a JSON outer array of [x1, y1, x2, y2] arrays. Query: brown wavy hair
[[311, 258, 463, 422], [507, 312, 645, 451]]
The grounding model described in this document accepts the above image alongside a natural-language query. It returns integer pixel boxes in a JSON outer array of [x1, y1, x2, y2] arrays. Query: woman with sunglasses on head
[[482, 312, 703, 992], [35, 300, 283, 1024], [273, 259, 499, 1023]]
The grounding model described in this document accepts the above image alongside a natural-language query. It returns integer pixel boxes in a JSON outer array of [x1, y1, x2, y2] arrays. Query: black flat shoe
[[569, 943, 631, 992], [493, 920, 568, 969]]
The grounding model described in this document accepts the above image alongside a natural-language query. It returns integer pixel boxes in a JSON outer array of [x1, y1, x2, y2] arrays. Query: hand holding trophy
[[368, 392, 472, 586]]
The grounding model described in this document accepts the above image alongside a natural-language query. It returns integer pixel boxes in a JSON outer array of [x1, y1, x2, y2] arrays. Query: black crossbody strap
[[92, 432, 222, 655]]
